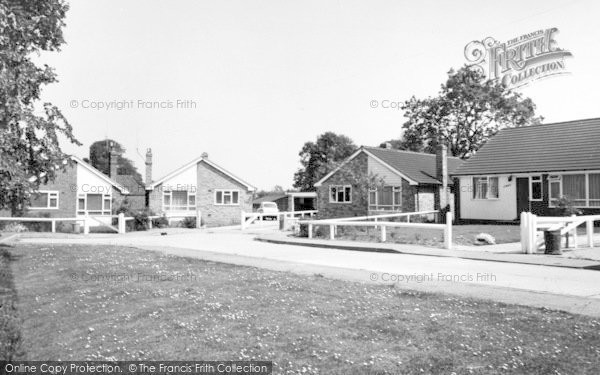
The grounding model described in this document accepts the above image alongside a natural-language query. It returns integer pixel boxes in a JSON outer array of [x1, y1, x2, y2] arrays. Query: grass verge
[[0, 245, 23, 360], [9, 243, 600, 374]]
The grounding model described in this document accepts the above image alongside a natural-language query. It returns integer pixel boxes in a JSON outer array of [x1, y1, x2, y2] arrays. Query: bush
[[152, 216, 169, 229], [2, 223, 28, 233], [181, 216, 197, 229]]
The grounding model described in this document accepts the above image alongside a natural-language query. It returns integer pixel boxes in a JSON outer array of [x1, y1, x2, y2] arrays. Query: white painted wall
[[459, 175, 517, 221], [368, 156, 405, 185], [77, 164, 114, 196]]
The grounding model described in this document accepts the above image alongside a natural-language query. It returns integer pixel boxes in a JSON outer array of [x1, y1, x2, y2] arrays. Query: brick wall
[[26, 163, 78, 218], [196, 161, 253, 227], [316, 153, 369, 219]]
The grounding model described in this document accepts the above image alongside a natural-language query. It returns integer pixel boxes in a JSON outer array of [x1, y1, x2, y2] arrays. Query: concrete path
[[12, 228, 600, 317]]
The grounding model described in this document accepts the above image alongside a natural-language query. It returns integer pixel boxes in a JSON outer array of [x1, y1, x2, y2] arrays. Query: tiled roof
[[453, 118, 600, 176], [364, 147, 463, 185]]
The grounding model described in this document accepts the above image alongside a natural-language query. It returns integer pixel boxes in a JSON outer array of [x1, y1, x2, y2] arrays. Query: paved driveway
[[17, 227, 600, 317]]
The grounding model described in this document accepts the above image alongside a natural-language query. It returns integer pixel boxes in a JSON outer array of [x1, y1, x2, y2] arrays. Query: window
[[563, 174, 586, 206], [30, 191, 59, 209], [590, 174, 600, 207], [473, 177, 499, 199], [548, 172, 600, 208], [329, 185, 351, 203], [77, 193, 111, 215], [163, 190, 196, 211], [369, 186, 402, 211], [548, 175, 561, 206], [215, 190, 240, 205], [530, 176, 542, 201]]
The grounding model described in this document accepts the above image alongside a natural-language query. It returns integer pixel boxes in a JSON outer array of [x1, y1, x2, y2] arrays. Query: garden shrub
[[181, 216, 196, 229]]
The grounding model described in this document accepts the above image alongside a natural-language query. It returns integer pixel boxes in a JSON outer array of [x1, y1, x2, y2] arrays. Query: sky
[[37, 0, 600, 190]]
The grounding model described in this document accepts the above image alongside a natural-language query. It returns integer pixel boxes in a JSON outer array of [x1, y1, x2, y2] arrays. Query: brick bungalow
[[24, 155, 130, 225], [314, 145, 462, 219], [145, 150, 255, 227], [453, 118, 600, 222]]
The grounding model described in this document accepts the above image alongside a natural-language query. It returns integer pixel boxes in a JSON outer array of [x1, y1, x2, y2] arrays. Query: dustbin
[[544, 230, 562, 254], [72, 223, 81, 234]]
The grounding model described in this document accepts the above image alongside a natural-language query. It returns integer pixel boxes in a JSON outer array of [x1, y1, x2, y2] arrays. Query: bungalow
[[25, 155, 130, 224], [453, 118, 600, 222], [314, 144, 462, 219], [145, 150, 256, 227]]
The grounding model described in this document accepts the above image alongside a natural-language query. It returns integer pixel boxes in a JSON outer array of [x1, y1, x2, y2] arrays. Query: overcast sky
[[38, 0, 599, 190]]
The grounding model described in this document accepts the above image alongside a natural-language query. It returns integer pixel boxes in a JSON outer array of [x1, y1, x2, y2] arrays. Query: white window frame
[[162, 190, 196, 211], [529, 175, 543, 201], [29, 190, 59, 209], [214, 189, 240, 206], [472, 176, 499, 200], [368, 185, 402, 211], [77, 193, 111, 216], [548, 171, 600, 208], [329, 185, 352, 203]]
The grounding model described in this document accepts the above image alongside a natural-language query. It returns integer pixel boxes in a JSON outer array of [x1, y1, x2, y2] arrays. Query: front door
[[516, 177, 530, 218]]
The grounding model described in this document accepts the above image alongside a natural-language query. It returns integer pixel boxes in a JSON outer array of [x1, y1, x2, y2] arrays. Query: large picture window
[[549, 172, 600, 207], [215, 190, 239, 205], [473, 177, 499, 200], [330, 185, 351, 203], [163, 190, 196, 211], [369, 186, 402, 211], [30, 191, 59, 209]]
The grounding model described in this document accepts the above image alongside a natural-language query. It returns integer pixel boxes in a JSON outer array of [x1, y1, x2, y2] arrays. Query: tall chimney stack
[[145, 148, 153, 186], [109, 149, 118, 179]]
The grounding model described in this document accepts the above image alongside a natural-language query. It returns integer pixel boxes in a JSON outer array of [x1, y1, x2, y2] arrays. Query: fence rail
[[520, 212, 600, 253], [298, 211, 453, 250]]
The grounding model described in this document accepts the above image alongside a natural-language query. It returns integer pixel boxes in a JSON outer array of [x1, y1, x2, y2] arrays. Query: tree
[[0, 0, 80, 214], [88, 139, 142, 181], [255, 185, 285, 199], [293, 132, 357, 191], [400, 66, 542, 158]]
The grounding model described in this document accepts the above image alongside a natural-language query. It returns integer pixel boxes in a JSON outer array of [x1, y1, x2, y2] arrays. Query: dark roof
[[115, 175, 145, 195], [453, 118, 600, 176], [252, 193, 287, 204], [364, 147, 463, 185]]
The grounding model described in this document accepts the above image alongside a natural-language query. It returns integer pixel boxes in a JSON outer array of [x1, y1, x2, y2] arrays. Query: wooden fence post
[[444, 211, 452, 250], [520, 211, 527, 253], [380, 225, 386, 242], [118, 213, 125, 234], [240, 211, 246, 230], [196, 211, 202, 229], [308, 223, 313, 239], [83, 214, 90, 235], [51, 219, 56, 233], [528, 213, 537, 254], [571, 214, 578, 249], [329, 225, 335, 240]]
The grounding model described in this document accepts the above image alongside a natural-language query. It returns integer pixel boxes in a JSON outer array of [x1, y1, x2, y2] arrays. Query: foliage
[[0, 0, 81, 214], [255, 185, 285, 199], [152, 216, 169, 229], [181, 216, 197, 229], [398, 66, 542, 158], [1, 222, 27, 233], [555, 196, 583, 217], [88, 139, 142, 181], [293, 132, 357, 191]]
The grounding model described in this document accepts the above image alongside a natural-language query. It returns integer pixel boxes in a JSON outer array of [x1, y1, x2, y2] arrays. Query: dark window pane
[[30, 193, 48, 208], [87, 194, 102, 210]]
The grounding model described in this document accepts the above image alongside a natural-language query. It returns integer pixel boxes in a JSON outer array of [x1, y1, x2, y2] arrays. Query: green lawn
[[5, 244, 600, 374], [318, 224, 523, 247]]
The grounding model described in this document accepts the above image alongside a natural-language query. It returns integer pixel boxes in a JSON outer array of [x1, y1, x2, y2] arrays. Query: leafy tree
[[293, 132, 357, 191], [255, 185, 285, 199], [400, 66, 542, 158], [89, 139, 142, 182], [0, 0, 80, 214]]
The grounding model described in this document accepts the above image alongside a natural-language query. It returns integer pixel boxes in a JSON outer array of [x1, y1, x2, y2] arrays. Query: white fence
[[1, 213, 139, 234], [520, 212, 600, 253], [241, 210, 317, 230], [298, 210, 454, 250]]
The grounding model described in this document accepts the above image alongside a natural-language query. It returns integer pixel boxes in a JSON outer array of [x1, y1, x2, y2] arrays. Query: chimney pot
[[201, 152, 208, 159]]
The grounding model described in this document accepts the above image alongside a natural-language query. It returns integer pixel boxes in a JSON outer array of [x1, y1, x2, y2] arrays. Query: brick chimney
[[435, 144, 449, 210], [109, 149, 118, 179], [145, 148, 153, 185]]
